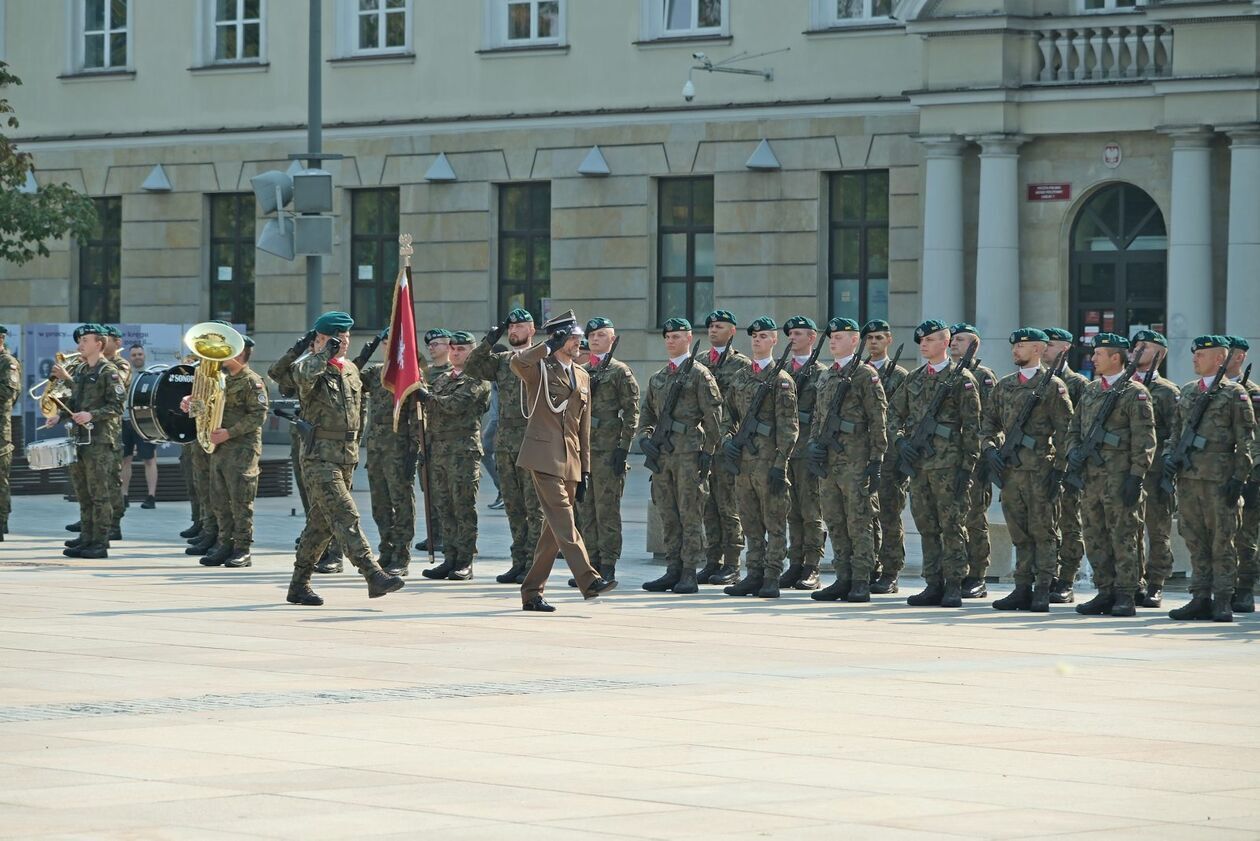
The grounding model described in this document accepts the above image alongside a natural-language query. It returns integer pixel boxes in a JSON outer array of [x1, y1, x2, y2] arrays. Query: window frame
[[208, 193, 258, 331], [640, 0, 728, 41], [204, 0, 266, 65], [72, 0, 132, 73], [496, 182, 552, 324], [78, 196, 122, 324], [811, 0, 895, 28], [826, 170, 890, 327], [337, 0, 412, 57], [483, 0, 565, 49], [349, 188, 401, 331], [1078, 0, 1146, 12], [656, 176, 715, 328]]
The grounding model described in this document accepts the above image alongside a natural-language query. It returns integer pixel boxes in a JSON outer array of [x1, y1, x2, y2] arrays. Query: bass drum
[[129, 364, 197, 444]]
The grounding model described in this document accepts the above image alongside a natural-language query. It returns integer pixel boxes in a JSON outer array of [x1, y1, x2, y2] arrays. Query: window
[[641, 0, 726, 40], [828, 171, 889, 325], [209, 194, 257, 331], [498, 183, 551, 322], [485, 0, 563, 48], [815, 0, 893, 25], [78, 0, 129, 71], [212, 0, 263, 62], [347, 0, 410, 54], [657, 177, 714, 326], [1081, 0, 1144, 10], [79, 197, 121, 323], [350, 189, 400, 330]]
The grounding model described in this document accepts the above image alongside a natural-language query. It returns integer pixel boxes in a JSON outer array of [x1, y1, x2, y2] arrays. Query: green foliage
[[0, 61, 97, 265]]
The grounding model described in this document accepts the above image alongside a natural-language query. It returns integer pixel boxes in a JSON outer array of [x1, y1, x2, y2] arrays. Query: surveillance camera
[[692, 51, 707, 61], [682, 79, 695, 102]]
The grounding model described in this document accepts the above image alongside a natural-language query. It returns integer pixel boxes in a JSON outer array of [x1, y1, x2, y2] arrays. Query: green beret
[[1093, 332, 1129, 350], [704, 310, 737, 327], [1043, 327, 1074, 343], [586, 317, 614, 333], [827, 317, 860, 335], [662, 317, 692, 335], [914, 319, 949, 344], [0, 325, 7, 336], [782, 316, 818, 334], [507, 308, 533, 324], [73, 323, 104, 341], [448, 331, 474, 345], [1010, 328, 1049, 345], [1131, 329, 1167, 348], [101, 324, 122, 338], [1192, 334, 1229, 351], [242, 334, 256, 349], [1227, 335, 1250, 351], [861, 319, 891, 337], [951, 323, 977, 337], [747, 316, 778, 335], [314, 311, 354, 335], [424, 328, 451, 345]]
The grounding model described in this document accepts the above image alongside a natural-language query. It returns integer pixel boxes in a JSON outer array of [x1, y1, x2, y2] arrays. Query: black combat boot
[[992, 584, 1033, 611], [315, 552, 344, 574], [1141, 582, 1164, 608], [871, 574, 898, 594], [1049, 577, 1075, 604], [499, 562, 527, 584], [446, 561, 473, 581], [708, 564, 740, 586], [286, 575, 323, 606], [779, 563, 804, 589], [109, 526, 122, 542], [794, 565, 821, 590], [179, 523, 201, 539], [223, 549, 252, 568], [185, 534, 218, 556], [1110, 590, 1137, 617], [199, 543, 233, 566], [940, 581, 963, 608], [64, 537, 84, 549], [1075, 590, 1115, 616], [62, 545, 85, 558], [724, 569, 764, 596], [1212, 594, 1234, 623], [1230, 589, 1255, 613], [696, 561, 722, 584], [141, 495, 156, 509], [1029, 585, 1051, 613], [384, 558, 410, 577], [78, 544, 108, 559], [846, 580, 871, 602], [598, 563, 616, 582], [642, 565, 681, 592], [960, 576, 987, 599], [66, 520, 81, 532], [672, 566, 699, 594], [907, 581, 944, 606], [1168, 594, 1213, 621], [757, 574, 781, 598], [812, 577, 851, 602], [422, 559, 457, 579], [367, 569, 405, 598]]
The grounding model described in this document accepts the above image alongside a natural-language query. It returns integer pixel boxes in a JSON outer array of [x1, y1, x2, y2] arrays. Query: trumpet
[[183, 322, 246, 453], [28, 352, 82, 421]]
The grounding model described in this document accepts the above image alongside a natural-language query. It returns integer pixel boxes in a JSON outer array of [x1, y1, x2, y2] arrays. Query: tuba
[[183, 322, 246, 453], [28, 352, 83, 421]]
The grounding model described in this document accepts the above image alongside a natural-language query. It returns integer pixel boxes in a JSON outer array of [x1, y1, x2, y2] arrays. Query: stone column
[[974, 134, 1027, 348], [917, 136, 967, 324], [1224, 126, 1260, 353], [1164, 126, 1214, 384]]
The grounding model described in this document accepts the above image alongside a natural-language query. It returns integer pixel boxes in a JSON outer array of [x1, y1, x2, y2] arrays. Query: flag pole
[[400, 234, 437, 567]]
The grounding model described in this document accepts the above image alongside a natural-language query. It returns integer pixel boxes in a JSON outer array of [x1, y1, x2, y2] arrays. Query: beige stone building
[[3, 0, 1259, 386]]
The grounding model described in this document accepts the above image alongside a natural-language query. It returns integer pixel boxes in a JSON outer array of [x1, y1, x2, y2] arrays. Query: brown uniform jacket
[[512, 343, 591, 481]]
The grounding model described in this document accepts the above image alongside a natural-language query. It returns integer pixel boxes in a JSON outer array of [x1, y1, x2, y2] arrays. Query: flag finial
[[399, 233, 413, 268]]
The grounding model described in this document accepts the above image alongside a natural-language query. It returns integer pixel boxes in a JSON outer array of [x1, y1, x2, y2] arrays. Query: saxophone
[[183, 322, 246, 453]]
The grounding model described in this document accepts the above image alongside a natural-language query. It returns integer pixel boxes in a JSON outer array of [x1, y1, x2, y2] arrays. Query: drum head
[[129, 364, 196, 444]]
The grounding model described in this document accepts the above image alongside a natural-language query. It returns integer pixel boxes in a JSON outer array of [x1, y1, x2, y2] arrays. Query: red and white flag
[[382, 264, 423, 431]]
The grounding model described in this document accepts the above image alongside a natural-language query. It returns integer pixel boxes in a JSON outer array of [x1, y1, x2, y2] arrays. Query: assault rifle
[[878, 343, 904, 399], [804, 351, 869, 479], [352, 326, 389, 370], [895, 341, 977, 479], [1243, 363, 1253, 389], [721, 343, 794, 476], [641, 341, 702, 475], [272, 407, 314, 456], [1062, 349, 1147, 492], [792, 332, 827, 393], [1159, 347, 1240, 496], [589, 335, 620, 394], [1143, 350, 1166, 387], [985, 350, 1068, 490]]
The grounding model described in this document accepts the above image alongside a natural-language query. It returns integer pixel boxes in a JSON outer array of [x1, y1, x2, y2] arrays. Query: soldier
[[981, 329, 1073, 612], [418, 331, 492, 581], [1043, 327, 1091, 603], [465, 310, 544, 584], [888, 319, 981, 608], [178, 444, 201, 540], [1063, 333, 1155, 617], [720, 316, 798, 599], [573, 317, 639, 584], [0, 325, 18, 541], [416, 328, 452, 554], [804, 318, 887, 602], [102, 325, 131, 540], [636, 317, 722, 594], [949, 323, 997, 598], [778, 316, 827, 591], [183, 442, 220, 557], [285, 311, 404, 606], [864, 319, 910, 593], [56, 324, 123, 559], [1226, 336, 1260, 612], [1131, 329, 1180, 607], [1163, 335, 1256, 622], [361, 353, 423, 577], [695, 309, 750, 585]]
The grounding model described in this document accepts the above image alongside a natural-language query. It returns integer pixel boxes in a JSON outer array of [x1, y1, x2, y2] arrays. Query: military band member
[[56, 324, 124, 559], [720, 317, 799, 599], [286, 311, 404, 606], [418, 331, 492, 581], [637, 318, 723, 594], [1163, 335, 1256, 622], [949, 323, 996, 598], [889, 319, 981, 608], [1064, 333, 1155, 617], [1132, 329, 1180, 607], [362, 355, 423, 577], [101, 325, 131, 539], [779, 316, 827, 591], [981, 329, 1073, 612], [1226, 335, 1260, 612], [805, 318, 887, 603], [0, 325, 19, 540], [415, 328, 453, 554], [695, 310, 750, 585], [1043, 327, 1090, 603], [466, 311, 544, 584], [864, 319, 909, 593]]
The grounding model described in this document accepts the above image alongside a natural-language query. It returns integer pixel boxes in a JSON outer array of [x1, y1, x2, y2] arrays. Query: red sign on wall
[[1027, 183, 1072, 202]]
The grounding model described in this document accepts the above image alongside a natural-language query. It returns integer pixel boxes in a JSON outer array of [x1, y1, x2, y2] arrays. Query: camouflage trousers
[[68, 441, 116, 546], [1178, 477, 1240, 598], [650, 453, 708, 567], [1054, 484, 1086, 582], [179, 445, 199, 523], [190, 445, 216, 538], [820, 461, 879, 584], [0, 446, 11, 526], [786, 457, 825, 569], [290, 428, 310, 513], [111, 439, 126, 528], [430, 450, 481, 565], [576, 450, 627, 566], [703, 461, 744, 566], [496, 442, 541, 567], [368, 446, 418, 565], [293, 459, 378, 581], [1140, 471, 1176, 588], [964, 468, 992, 579], [209, 443, 260, 551], [873, 467, 908, 577], [1079, 468, 1143, 593], [999, 469, 1057, 588], [1236, 501, 1260, 591], [735, 460, 790, 577], [908, 468, 970, 586]]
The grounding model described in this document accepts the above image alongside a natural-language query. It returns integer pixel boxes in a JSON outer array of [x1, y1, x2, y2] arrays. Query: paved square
[[1, 464, 1257, 840]]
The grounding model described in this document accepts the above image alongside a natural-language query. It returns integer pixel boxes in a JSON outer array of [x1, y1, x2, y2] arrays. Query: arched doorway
[[1069, 183, 1168, 375]]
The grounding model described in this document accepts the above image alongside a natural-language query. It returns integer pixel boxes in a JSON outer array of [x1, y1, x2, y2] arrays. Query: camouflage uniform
[[361, 363, 422, 569], [1065, 377, 1155, 599], [1139, 372, 1181, 591], [871, 357, 909, 582], [465, 344, 541, 575], [963, 361, 998, 586], [207, 366, 267, 553], [423, 369, 491, 572], [0, 343, 19, 535], [268, 346, 311, 515], [1233, 378, 1260, 598], [1054, 367, 1091, 589], [783, 355, 827, 584], [64, 359, 124, 549], [179, 444, 200, 526], [695, 346, 750, 577], [105, 354, 132, 532], [577, 354, 639, 573], [418, 360, 450, 549], [190, 443, 216, 542]]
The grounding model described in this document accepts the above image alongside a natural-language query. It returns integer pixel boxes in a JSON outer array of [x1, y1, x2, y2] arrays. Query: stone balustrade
[[1034, 23, 1172, 83]]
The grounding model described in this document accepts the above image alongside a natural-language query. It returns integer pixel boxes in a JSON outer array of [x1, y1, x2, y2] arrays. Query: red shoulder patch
[[1137, 392, 1148, 401], [964, 381, 974, 390]]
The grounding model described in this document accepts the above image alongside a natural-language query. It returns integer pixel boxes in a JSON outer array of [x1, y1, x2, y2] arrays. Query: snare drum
[[25, 438, 78, 471]]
